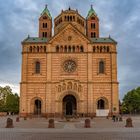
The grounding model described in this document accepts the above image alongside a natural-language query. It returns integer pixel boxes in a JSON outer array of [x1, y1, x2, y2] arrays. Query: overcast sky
[[0, 0, 140, 100]]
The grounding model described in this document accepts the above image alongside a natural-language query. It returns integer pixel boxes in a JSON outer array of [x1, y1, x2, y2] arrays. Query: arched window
[[99, 61, 105, 74], [91, 32, 94, 38], [45, 23, 47, 28], [68, 46, 71, 52], [80, 46, 84, 52], [70, 16, 72, 21], [73, 46, 75, 52], [94, 32, 96, 38], [56, 46, 59, 52], [93, 46, 95, 52], [44, 46, 46, 52], [91, 23, 95, 29], [35, 61, 40, 74], [37, 46, 39, 52], [64, 46, 67, 52], [107, 46, 110, 52], [29, 46, 32, 52]]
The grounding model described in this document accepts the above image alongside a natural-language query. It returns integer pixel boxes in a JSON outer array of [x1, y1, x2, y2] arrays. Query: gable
[[49, 23, 90, 45]]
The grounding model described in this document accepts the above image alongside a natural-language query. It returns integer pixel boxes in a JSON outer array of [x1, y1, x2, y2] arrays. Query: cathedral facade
[[20, 5, 119, 117]]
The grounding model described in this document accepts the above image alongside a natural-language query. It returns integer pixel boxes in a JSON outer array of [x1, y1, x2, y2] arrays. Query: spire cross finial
[[45, 4, 48, 8], [91, 4, 93, 9]]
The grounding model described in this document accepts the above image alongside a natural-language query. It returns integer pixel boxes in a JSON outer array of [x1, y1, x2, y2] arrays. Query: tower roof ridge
[[87, 4, 97, 19], [41, 4, 52, 19]]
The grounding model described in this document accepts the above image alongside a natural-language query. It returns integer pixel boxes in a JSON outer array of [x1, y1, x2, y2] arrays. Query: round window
[[63, 60, 77, 73]]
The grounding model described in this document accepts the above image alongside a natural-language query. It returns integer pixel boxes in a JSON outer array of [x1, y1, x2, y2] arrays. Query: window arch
[[68, 46, 71, 52], [80, 46, 84, 52], [99, 61, 105, 74], [29, 46, 32, 52], [72, 46, 75, 52], [35, 61, 40, 74], [56, 46, 59, 52], [107, 46, 110, 52]]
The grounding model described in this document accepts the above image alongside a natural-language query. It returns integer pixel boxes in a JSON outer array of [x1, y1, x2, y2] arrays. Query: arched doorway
[[63, 95, 77, 116], [96, 98, 109, 116], [34, 99, 41, 115], [97, 99, 105, 109]]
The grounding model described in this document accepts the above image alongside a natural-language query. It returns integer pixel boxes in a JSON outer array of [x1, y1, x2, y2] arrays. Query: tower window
[[43, 23, 47, 28], [91, 32, 94, 38], [94, 32, 96, 38], [91, 23, 96, 29], [99, 61, 105, 74], [91, 17, 95, 20], [43, 32, 47, 37], [56, 46, 59, 52], [35, 61, 40, 74], [80, 46, 84, 52]]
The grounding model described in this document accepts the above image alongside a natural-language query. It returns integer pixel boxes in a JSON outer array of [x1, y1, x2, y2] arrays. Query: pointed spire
[[41, 4, 52, 19], [87, 4, 97, 19]]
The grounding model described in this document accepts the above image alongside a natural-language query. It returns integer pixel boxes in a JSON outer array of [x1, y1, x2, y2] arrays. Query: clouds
[[0, 0, 140, 99]]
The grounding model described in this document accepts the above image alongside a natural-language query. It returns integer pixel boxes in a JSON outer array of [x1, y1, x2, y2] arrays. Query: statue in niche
[[78, 85, 82, 92], [58, 85, 61, 92], [74, 83, 77, 90], [67, 82, 72, 90], [62, 83, 66, 90]]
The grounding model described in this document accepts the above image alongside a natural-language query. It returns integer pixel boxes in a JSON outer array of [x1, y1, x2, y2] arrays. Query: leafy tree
[[0, 86, 19, 113], [122, 87, 140, 114]]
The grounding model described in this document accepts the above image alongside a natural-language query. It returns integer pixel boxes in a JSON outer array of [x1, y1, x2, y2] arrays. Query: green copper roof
[[91, 37, 117, 44], [87, 5, 97, 18], [41, 5, 51, 19], [22, 37, 48, 43]]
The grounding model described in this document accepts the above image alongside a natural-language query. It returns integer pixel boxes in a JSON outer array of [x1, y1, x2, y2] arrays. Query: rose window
[[63, 60, 77, 73]]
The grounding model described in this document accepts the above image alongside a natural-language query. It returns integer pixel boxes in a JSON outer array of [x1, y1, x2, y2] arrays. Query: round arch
[[96, 97, 109, 109], [58, 90, 80, 102], [30, 97, 43, 115]]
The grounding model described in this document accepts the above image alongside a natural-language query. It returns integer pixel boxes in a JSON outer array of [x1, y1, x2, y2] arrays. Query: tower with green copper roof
[[41, 4, 52, 19], [87, 5, 97, 19], [86, 5, 99, 38], [39, 5, 52, 38]]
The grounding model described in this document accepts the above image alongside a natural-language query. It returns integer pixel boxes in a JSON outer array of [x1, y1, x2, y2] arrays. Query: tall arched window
[[35, 61, 40, 74], [56, 46, 59, 52], [80, 46, 84, 52], [99, 61, 105, 74]]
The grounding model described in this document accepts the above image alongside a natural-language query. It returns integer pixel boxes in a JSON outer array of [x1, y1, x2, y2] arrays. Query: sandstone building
[[20, 5, 119, 117]]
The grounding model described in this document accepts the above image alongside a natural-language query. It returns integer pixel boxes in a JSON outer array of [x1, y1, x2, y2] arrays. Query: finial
[[91, 4, 93, 9], [28, 34, 30, 38], [45, 4, 48, 8], [109, 35, 111, 38], [76, 9, 78, 12], [69, 6, 71, 10]]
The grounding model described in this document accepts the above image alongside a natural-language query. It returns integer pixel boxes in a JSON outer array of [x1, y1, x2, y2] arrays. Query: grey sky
[[0, 0, 140, 100]]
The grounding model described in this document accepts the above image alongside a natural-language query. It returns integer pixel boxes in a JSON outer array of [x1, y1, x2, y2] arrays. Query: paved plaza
[[0, 115, 140, 140]]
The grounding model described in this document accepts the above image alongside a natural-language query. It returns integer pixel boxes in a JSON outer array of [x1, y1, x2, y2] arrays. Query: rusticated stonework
[[20, 5, 119, 117]]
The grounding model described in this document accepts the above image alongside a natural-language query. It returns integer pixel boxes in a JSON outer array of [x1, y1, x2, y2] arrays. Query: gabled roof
[[87, 5, 97, 19], [41, 5, 51, 19], [22, 37, 48, 43], [48, 23, 91, 43], [90, 37, 117, 44]]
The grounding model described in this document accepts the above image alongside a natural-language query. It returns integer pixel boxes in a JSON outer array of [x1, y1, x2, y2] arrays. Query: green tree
[[0, 86, 19, 113], [122, 87, 140, 114]]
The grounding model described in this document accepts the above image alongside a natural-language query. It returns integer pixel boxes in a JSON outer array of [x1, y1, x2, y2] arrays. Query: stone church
[[20, 5, 119, 117]]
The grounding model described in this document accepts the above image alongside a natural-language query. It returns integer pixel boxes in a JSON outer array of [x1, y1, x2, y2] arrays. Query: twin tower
[[39, 5, 99, 39]]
